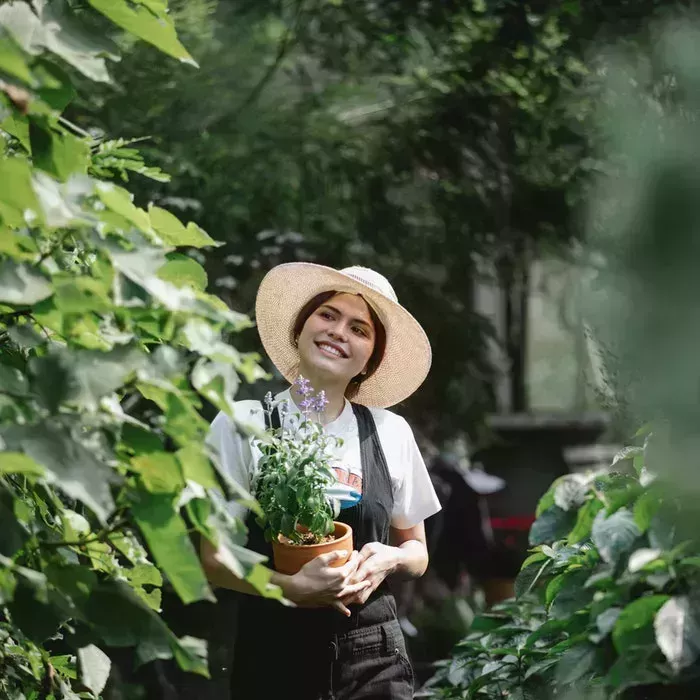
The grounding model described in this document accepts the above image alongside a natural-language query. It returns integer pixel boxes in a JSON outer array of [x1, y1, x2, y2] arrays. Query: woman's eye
[[352, 326, 367, 337], [319, 311, 333, 320]]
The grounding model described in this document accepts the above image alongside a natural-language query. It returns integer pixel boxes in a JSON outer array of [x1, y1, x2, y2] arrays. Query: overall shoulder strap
[[263, 405, 282, 431], [351, 403, 392, 501]]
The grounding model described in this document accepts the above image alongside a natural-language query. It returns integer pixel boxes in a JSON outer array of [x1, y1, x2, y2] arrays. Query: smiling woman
[[292, 290, 387, 401], [199, 263, 441, 700]]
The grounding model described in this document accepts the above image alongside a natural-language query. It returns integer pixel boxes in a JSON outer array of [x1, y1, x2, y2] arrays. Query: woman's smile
[[315, 340, 349, 359]]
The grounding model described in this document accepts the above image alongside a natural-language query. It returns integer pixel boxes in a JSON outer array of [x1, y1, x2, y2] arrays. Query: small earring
[[293, 338, 299, 348]]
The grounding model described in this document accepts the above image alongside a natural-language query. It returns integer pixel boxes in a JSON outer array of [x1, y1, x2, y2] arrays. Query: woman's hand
[[340, 542, 401, 606], [281, 550, 372, 616]]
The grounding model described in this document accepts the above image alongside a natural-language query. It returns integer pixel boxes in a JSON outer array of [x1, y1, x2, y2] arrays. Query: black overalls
[[228, 402, 414, 700]]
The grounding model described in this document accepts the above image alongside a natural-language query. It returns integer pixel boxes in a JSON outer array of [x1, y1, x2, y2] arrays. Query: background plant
[[0, 2, 280, 697], [422, 427, 700, 699], [253, 380, 338, 545]]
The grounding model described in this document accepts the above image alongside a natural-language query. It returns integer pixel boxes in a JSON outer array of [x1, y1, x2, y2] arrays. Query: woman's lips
[[315, 341, 348, 359]]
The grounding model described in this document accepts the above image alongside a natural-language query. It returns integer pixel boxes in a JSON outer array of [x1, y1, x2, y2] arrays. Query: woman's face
[[297, 293, 376, 386]]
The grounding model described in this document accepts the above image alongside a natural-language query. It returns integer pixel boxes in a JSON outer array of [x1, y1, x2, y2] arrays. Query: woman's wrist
[[270, 570, 305, 603]]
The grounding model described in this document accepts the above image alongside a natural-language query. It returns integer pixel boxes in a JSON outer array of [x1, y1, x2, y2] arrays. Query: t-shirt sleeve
[[391, 418, 442, 530], [205, 410, 254, 522]]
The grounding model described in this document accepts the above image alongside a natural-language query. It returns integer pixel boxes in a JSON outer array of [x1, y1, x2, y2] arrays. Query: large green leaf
[[86, 580, 208, 675], [0, 364, 30, 397], [30, 120, 90, 180], [0, 260, 52, 306], [149, 205, 220, 248], [654, 596, 700, 673], [53, 275, 112, 314], [553, 474, 588, 511], [2, 421, 118, 523], [0, 452, 45, 478], [131, 490, 214, 605], [88, 0, 197, 65], [567, 498, 604, 544], [613, 595, 670, 654], [158, 253, 208, 291], [0, 484, 27, 556], [1, 112, 30, 151], [0, 29, 34, 84], [0, 0, 118, 83], [191, 358, 239, 417], [131, 452, 185, 494], [29, 345, 145, 412], [633, 489, 661, 533], [591, 508, 641, 564], [548, 571, 592, 619], [0, 158, 41, 227], [529, 506, 575, 546], [77, 645, 111, 697]]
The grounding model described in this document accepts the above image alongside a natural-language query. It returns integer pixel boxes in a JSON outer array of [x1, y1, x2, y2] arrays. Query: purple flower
[[313, 390, 329, 414], [294, 375, 313, 398], [299, 397, 315, 415]]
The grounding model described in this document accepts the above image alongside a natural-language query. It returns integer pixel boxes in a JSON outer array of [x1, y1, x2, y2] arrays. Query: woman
[[202, 263, 441, 699]]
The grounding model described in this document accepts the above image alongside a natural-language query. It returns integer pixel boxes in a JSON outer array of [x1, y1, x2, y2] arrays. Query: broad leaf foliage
[[0, 1, 274, 696]]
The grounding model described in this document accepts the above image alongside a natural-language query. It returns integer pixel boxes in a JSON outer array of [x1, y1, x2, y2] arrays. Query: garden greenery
[[423, 426, 700, 699], [0, 1, 280, 697]]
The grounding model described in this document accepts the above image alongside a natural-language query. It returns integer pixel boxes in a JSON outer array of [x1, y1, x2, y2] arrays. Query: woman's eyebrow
[[320, 304, 373, 330]]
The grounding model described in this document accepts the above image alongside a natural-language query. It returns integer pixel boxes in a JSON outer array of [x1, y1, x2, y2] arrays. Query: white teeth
[[319, 343, 343, 358]]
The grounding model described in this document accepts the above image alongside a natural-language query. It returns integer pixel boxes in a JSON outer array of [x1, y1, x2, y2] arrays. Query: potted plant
[[252, 377, 354, 575]]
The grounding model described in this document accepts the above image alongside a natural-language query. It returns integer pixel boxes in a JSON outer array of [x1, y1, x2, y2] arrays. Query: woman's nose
[[328, 324, 348, 341]]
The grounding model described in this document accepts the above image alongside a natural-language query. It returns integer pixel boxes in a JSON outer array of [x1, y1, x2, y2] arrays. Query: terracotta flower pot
[[271, 521, 353, 575]]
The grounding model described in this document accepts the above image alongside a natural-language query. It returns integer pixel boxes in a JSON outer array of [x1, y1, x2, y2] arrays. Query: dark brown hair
[[292, 290, 387, 399]]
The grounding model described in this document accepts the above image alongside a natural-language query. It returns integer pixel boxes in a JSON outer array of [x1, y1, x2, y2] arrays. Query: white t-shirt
[[206, 389, 441, 535]]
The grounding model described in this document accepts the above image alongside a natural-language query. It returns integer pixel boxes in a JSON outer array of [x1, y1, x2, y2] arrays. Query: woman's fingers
[[315, 550, 349, 568], [331, 600, 352, 617], [336, 580, 372, 599]]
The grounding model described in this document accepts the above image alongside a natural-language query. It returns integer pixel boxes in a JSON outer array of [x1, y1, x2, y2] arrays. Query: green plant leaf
[[611, 445, 643, 467], [158, 253, 208, 290], [0, 452, 45, 478], [0, 157, 41, 226], [0, 260, 52, 306], [567, 498, 603, 544], [131, 452, 184, 493], [149, 205, 220, 248], [555, 643, 598, 684], [548, 571, 592, 619], [591, 508, 641, 564], [613, 595, 670, 654], [2, 421, 118, 523], [529, 506, 575, 546], [87, 0, 197, 65], [634, 489, 661, 533], [54, 275, 112, 314], [131, 490, 214, 605], [2, 112, 30, 151], [30, 121, 90, 180], [191, 358, 239, 416], [176, 442, 219, 490], [77, 644, 111, 696], [654, 596, 700, 673], [0, 29, 34, 84], [515, 560, 550, 598], [0, 363, 30, 396], [554, 474, 588, 511]]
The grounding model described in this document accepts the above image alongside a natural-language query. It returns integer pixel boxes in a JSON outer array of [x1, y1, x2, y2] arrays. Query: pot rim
[[273, 521, 352, 550]]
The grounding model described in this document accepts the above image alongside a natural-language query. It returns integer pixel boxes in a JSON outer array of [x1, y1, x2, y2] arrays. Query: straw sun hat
[[254, 263, 432, 408]]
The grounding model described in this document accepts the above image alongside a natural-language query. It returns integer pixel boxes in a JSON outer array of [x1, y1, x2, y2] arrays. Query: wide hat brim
[[255, 263, 432, 408]]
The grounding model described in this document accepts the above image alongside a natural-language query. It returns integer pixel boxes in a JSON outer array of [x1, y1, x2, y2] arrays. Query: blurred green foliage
[[78, 0, 675, 441]]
